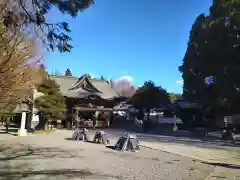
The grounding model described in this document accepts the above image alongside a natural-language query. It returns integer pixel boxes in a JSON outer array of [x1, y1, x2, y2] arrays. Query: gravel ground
[[0, 131, 215, 180]]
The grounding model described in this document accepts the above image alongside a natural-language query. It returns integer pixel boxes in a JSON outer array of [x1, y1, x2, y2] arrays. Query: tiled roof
[[50, 75, 119, 100]]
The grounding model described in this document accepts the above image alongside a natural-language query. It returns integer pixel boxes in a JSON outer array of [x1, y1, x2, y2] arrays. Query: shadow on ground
[[136, 134, 240, 149], [0, 124, 20, 136], [0, 143, 84, 161], [64, 137, 74, 141], [64, 137, 109, 148], [105, 145, 116, 150], [202, 162, 240, 169], [106, 128, 240, 150], [0, 143, 119, 180], [0, 168, 119, 180], [0, 128, 18, 136]]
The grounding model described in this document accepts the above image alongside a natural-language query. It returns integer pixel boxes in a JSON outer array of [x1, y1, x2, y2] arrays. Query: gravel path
[[0, 131, 215, 180], [103, 129, 240, 152]]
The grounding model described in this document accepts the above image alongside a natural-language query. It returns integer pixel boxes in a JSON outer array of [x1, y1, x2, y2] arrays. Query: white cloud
[[176, 80, 184, 85], [117, 75, 134, 82], [136, 84, 142, 89], [112, 76, 134, 92]]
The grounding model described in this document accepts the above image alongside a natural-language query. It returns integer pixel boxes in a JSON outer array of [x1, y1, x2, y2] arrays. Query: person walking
[[5, 117, 11, 133]]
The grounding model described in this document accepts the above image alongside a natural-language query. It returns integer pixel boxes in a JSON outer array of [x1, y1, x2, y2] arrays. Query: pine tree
[[3, 0, 94, 52], [35, 74, 67, 130], [130, 81, 170, 119], [65, 68, 72, 76], [179, 0, 240, 113]]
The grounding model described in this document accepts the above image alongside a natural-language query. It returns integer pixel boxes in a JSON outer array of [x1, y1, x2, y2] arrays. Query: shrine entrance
[[72, 106, 113, 129]]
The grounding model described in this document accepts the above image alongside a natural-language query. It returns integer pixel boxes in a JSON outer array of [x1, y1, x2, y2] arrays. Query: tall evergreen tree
[[65, 68, 72, 76], [179, 0, 240, 114], [35, 71, 67, 130]]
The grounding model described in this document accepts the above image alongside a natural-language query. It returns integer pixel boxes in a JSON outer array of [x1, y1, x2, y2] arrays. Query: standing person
[[5, 117, 10, 133], [5, 116, 12, 133], [109, 111, 114, 127], [103, 112, 109, 128], [93, 111, 99, 130], [138, 109, 145, 132], [222, 116, 228, 140], [227, 123, 235, 143], [75, 115, 80, 129]]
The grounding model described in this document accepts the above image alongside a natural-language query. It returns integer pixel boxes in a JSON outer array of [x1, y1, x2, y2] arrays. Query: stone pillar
[[18, 112, 27, 136]]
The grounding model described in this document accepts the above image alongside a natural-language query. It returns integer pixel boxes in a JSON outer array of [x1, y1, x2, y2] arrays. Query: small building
[[171, 96, 202, 127], [50, 74, 119, 127], [50, 74, 119, 106]]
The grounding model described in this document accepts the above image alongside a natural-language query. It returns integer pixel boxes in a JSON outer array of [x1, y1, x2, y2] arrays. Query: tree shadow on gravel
[[106, 128, 240, 149], [0, 143, 120, 180], [202, 162, 240, 169], [103, 147, 162, 162], [0, 143, 84, 161], [0, 168, 120, 180], [105, 145, 116, 150]]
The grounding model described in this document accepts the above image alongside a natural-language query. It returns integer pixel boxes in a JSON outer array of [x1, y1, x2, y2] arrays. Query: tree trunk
[[5, 124, 8, 133]]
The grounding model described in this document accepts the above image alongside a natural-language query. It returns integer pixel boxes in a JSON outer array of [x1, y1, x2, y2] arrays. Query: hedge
[[32, 129, 57, 134]]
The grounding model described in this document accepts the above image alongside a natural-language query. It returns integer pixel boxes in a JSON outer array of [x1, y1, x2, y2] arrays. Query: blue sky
[[46, 0, 212, 93]]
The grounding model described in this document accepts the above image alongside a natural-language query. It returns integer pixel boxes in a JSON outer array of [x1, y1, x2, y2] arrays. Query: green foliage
[[179, 0, 240, 113], [169, 93, 182, 102], [86, 73, 91, 78], [3, 0, 94, 52], [151, 122, 177, 131], [32, 129, 57, 134], [130, 81, 170, 110], [35, 75, 67, 120]]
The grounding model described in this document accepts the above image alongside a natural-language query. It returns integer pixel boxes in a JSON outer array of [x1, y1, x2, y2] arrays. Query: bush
[[32, 129, 57, 134], [151, 122, 175, 131]]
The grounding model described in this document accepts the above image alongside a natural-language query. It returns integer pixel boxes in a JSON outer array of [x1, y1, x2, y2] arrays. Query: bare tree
[[0, 2, 43, 112], [120, 86, 136, 98], [111, 78, 136, 98]]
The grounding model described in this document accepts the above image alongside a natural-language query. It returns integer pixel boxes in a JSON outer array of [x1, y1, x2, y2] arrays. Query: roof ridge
[[90, 78, 109, 82], [50, 75, 79, 79], [50, 75, 108, 82], [68, 74, 87, 90]]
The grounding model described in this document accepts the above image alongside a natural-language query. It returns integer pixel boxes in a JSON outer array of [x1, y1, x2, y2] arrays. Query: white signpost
[[18, 112, 27, 136]]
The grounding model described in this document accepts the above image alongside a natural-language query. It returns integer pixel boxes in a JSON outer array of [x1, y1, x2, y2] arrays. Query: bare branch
[[0, 1, 43, 112]]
